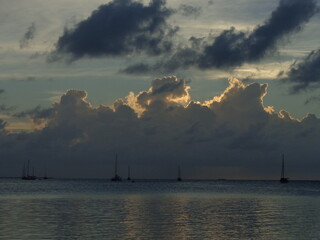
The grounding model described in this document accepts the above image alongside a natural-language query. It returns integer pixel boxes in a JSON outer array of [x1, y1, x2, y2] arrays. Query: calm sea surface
[[0, 179, 319, 240]]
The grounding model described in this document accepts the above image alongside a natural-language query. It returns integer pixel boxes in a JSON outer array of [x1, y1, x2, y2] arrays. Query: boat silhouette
[[177, 166, 182, 181], [127, 165, 131, 181], [111, 153, 122, 181], [280, 154, 289, 183], [22, 160, 37, 180]]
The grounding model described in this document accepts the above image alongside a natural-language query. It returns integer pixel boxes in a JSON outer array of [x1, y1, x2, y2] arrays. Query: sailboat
[[111, 153, 122, 181], [280, 154, 289, 183], [127, 166, 131, 181], [177, 166, 182, 181], [22, 160, 37, 180]]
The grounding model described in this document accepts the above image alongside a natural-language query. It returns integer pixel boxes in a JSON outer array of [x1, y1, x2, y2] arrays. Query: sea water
[[0, 179, 319, 240]]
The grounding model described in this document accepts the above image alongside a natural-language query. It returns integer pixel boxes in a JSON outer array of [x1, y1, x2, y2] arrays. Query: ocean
[[0, 179, 319, 239]]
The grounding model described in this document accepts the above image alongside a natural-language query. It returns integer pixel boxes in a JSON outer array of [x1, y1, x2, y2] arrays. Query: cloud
[[121, 38, 201, 74], [49, 0, 178, 62], [134, 75, 190, 108], [178, 4, 202, 18], [122, 63, 153, 75], [305, 95, 320, 104], [283, 49, 320, 93], [1, 76, 320, 179], [0, 105, 15, 113], [0, 90, 16, 113], [14, 105, 55, 125], [123, 0, 319, 74], [199, 0, 319, 69], [0, 119, 7, 130], [20, 22, 36, 49]]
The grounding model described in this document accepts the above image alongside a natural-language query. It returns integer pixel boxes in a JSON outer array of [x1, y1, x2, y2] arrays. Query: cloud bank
[[1, 76, 320, 179]]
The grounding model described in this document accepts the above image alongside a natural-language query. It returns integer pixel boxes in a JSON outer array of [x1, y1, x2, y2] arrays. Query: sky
[[1, 0, 320, 179]]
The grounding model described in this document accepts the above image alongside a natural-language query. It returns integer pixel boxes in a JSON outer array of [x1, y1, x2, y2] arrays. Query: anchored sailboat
[[111, 153, 122, 181], [127, 166, 131, 181], [280, 154, 288, 183], [177, 166, 182, 181], [22, 160, 37, 180]]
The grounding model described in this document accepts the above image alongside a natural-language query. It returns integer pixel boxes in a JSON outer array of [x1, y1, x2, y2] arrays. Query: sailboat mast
[[115, 153, 118, 176], [177, 165, 182, 181], [128, 166, 130, 179], [281, 154, 285, 179], [22, 162, 26, 178], [27, 160, 30, 177]]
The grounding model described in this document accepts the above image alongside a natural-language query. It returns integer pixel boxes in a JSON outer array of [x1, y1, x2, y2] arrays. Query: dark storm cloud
[[49, 0, 178, 62], [199, 0, 319, 69], [1, 76, 320, 179], [20, 22, 36, 49], [123, 0, 319, 74], [284, 49, 320, 93], [178, 4, 202, 18]]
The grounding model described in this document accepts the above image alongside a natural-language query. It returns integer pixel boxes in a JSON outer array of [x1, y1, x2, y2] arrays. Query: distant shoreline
[[1, 177, 320, 182]]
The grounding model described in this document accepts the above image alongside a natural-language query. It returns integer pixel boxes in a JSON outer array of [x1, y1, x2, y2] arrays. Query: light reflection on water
[[0, 180, 320, 239]]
